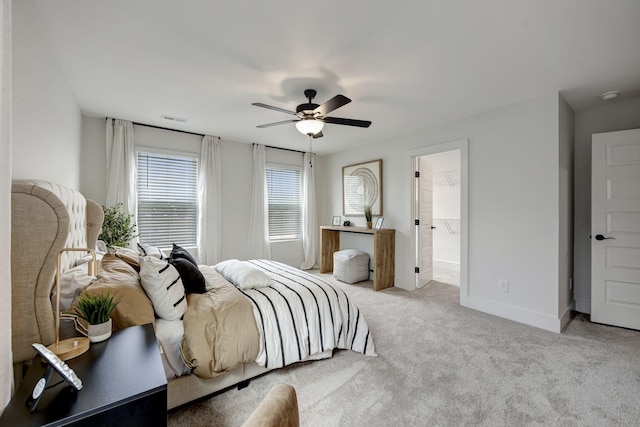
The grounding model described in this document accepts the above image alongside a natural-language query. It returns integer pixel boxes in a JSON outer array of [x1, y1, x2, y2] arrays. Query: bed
[[10, 180, 376, 410]]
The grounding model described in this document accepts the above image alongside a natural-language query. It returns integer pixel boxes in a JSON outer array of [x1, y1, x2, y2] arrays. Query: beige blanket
[[180, 265, 260, 378]]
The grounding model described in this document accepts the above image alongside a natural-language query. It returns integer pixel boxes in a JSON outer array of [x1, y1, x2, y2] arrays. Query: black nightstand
[[0, 323, 167, 426]]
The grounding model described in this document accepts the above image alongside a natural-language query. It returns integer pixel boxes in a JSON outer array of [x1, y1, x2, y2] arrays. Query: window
[[266, 165, 301, 241], [136, 149, 198, 250]]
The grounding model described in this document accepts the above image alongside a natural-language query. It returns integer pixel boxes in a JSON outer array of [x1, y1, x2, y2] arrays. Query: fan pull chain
[[308, 134, 313, 167]]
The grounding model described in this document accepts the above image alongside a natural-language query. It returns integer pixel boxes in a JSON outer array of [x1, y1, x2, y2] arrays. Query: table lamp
[[47, 248, 100, 361]]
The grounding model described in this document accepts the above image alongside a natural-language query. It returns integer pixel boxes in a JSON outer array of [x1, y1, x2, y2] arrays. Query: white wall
[[80, 116, 306, 267], [558, 95, 574, 323], [80, 116, 107, 201], [320, 93, 569, 332], [572, 97, 640, 313], [1, 0, 13, 413], [11, 0, 81, 188]]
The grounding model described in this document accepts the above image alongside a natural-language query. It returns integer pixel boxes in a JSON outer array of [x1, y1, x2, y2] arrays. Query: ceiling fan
[[252, 89, 372, 138]]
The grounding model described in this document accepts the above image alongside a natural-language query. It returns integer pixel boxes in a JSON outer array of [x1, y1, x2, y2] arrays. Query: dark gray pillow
[[170, 243, 198, 266], [169, 257, 206, 294]]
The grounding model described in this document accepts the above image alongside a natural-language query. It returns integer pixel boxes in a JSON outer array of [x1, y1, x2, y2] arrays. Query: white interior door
[[591, 128, 640, 330], [416, 156, 433, 288]]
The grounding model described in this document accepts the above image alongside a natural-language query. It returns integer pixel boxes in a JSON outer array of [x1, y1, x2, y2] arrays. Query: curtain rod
[[108, 118, 207, 137], [109, 118, 306, 154], [255, 143, 306, 155]]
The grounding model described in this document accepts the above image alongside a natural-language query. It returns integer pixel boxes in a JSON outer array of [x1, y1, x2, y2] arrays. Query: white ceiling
[[34, 0, 640, 155]]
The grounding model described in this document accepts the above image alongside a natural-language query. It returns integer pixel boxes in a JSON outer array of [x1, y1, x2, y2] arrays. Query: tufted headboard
[[11, 180, 104, 364]]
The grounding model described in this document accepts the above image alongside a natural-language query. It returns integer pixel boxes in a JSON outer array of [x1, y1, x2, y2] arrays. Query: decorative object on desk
[[332, 216, 341, 226], [364, 205, 373, 228], [374, 217, 384, 229], [26, 343, 83, 412], [99, 202, 138, 247], [343, 220, 351, 226], [69, 292, 120, 343], [48, 248, 100, 361], [342, 159, 383, 216]]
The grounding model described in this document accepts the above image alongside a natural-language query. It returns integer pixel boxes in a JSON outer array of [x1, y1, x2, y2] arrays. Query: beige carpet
[[168, 274, 640, 426]]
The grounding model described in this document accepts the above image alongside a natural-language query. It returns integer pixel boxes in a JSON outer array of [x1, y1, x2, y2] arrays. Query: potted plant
[[71, 292, 121, 343], [364, 205, 373, 229], [98, 203, 138, 248]]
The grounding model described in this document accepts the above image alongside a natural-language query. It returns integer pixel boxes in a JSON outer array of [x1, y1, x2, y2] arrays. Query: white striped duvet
[[240, 260, 376, 369]]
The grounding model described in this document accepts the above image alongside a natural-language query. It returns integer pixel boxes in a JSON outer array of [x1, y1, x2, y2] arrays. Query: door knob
[[431, 226, 436, 230], [595, 234, 615, 241]]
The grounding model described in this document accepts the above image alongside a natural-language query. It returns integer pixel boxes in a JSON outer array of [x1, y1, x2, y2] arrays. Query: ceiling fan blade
[[312, 131, 323, 139], [252, 103, 297, 116], [314, 95, 351, 116], [320, 116, 372, 128], [256, 119, 299, 128]]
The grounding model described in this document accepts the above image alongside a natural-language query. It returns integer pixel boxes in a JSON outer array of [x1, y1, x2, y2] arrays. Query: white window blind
[[137, 150, 198, 249], [266, 165, 301, 241]]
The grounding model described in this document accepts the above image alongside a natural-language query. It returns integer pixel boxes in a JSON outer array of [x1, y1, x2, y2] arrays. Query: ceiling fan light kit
[[253, 89, 371, 138], [295, 118, 324, 136]]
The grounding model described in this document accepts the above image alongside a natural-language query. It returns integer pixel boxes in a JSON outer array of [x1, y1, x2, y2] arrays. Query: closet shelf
[[433, 218, 460, 234], [433, 170, 460, 186]]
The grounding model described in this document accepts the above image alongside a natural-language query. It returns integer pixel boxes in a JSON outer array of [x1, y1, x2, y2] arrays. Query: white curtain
[[197, 135, 222, 265], [0, 0, 12, 411], [300, 152, 317, 269], [105, 118, 136, 216], [247, 144, 271, 259]]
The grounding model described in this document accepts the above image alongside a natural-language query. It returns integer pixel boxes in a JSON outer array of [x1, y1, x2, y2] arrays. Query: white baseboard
[[433, 259, 460, 270], [559, 306, 574, 332], [460, 294, 563, 333]]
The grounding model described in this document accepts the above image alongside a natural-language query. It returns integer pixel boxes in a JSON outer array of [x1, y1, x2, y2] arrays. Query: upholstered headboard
[[11, 180, 103, 364]]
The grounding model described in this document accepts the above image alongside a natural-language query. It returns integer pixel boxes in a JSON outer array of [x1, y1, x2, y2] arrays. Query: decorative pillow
[[80, 254, 155, 330], [167, 243, 205, 294], [137, 242, 167, 259], [74, 251, 105, 267], [139, 255, 188, 320], [109, 246, 141, 270], [170, 258, 206, 294], [170, 243, 198, 266], [96, 240, 108, 253], [216, 260, 273, 290]]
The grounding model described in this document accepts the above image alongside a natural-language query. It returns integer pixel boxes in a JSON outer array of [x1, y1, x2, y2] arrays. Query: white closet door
[[591, 128, 640, 330], [416, 157, 433, 288]]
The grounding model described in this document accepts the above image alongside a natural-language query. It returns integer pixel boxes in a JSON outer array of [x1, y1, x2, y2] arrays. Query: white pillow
[[137, 242, 167, 259], [214, 259, 239, 272], [139, 256, 187, 320], [74, 251, 105, 267], [54, 264, 97, 311], [216, 260, 273, 290], [155, 319, 191, 380]]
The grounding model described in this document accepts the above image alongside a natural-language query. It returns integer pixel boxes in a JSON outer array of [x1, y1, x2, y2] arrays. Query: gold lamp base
[[47, 337, 90, 361]]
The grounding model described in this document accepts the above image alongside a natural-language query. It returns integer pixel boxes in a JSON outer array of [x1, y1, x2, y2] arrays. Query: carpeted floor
[[168, 273, 640, 426]]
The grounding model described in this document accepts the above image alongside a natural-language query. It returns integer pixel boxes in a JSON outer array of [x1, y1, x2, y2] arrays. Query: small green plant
[[99, 203, 138, 247], [364, 205, 373, 222], [73, 292, 121, 325]]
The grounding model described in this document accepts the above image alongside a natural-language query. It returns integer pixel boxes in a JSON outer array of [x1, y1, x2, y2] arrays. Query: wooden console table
[[320, 226, 395, 291]]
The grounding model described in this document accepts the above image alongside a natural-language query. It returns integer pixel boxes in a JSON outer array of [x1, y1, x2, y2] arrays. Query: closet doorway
[[411, 140, 467, 292]]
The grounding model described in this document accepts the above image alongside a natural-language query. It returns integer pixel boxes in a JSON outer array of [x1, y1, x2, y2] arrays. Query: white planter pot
[[87, 318, 112, 343]]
